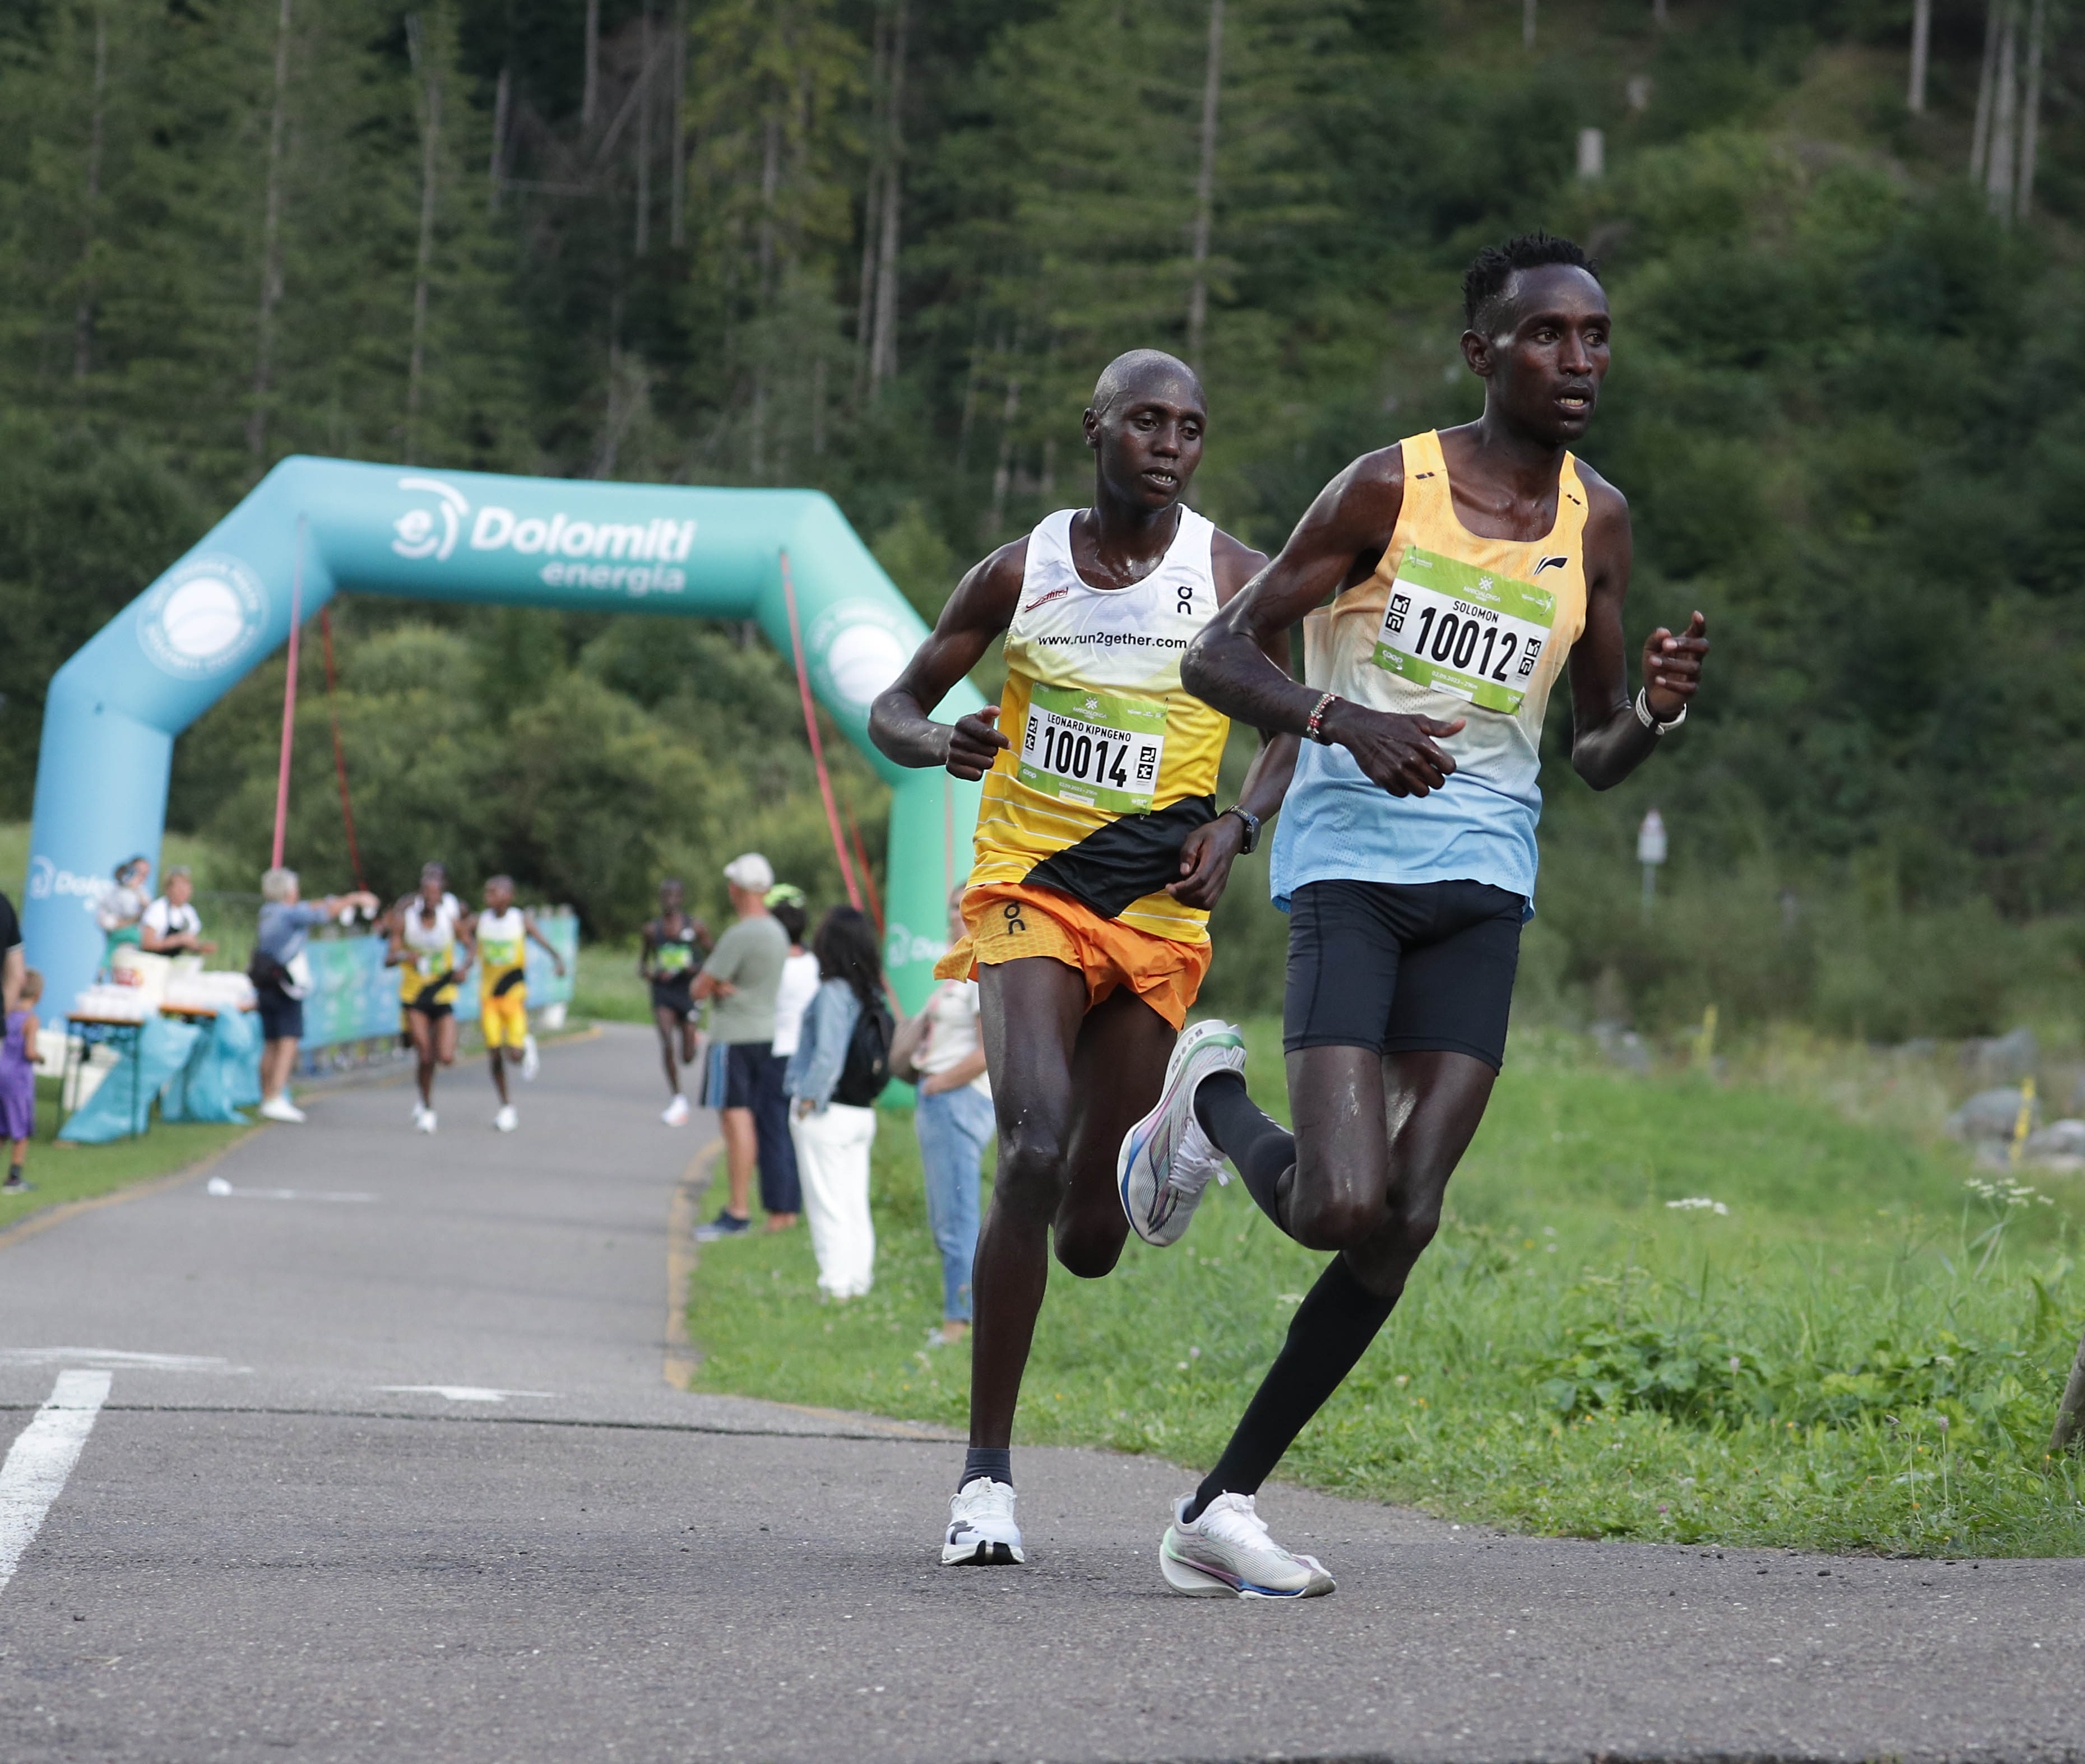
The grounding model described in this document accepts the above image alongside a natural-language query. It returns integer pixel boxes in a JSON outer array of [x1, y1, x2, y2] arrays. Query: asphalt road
[[1, 1023, 2081, 1764]]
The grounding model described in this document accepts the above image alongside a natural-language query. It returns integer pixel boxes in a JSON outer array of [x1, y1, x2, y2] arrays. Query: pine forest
[[2, 0, 2082, 1037]]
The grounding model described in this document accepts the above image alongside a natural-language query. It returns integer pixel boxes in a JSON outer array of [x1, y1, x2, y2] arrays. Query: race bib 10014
[[1017, 683, 1167, 816], [1372, 545, 1556, 714]]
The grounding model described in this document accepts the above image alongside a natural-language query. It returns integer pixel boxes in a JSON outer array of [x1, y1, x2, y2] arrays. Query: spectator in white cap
[[691, 853, 800, 1241]]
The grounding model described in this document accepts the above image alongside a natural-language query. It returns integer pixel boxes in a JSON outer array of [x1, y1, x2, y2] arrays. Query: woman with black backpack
[[782, 906, 892, 1301]]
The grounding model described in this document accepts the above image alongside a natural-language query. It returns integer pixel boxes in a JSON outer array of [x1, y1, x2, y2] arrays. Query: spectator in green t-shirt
[[691, 853, 800, 1241]]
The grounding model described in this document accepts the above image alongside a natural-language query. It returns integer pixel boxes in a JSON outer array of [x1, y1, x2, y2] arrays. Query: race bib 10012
[[1017, 683, 1167, 816], [1372, 545, 1556, 714]]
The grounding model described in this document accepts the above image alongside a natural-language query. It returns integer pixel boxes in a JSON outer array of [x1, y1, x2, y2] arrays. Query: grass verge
[[573, 940, 654, 1025], [0, 1076, 252, 1235], [688, 1020, 2085, 1557]]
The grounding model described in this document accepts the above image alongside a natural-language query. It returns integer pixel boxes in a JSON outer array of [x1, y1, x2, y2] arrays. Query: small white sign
[[1637, 807, 1668, 867]]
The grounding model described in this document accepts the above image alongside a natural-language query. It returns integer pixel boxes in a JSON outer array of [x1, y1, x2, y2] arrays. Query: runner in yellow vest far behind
[[388, 863, 471, 1136], [473, 875, 566, 1133]]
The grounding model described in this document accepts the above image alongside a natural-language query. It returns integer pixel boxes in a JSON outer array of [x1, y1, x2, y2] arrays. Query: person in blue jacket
[[784, 907, 890, 1301]]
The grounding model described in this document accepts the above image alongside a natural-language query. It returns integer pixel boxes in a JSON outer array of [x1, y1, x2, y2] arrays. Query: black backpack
[[833, 990, 894, 1107]]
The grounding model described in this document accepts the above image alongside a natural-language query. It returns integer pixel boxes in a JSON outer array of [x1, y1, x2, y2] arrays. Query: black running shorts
[[1282, 879, 1525, 1072], [651, 977, 696, 1022]]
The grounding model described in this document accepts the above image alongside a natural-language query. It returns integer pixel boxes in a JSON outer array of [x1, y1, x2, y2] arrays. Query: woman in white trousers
[[783, 907, 890, 1301]]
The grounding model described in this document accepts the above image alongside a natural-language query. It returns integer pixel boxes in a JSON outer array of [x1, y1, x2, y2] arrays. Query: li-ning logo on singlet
[[1534, 556, 1569, 574]]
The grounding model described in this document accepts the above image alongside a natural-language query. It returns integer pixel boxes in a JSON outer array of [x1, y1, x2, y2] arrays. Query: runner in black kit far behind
[[641, 879, 713, 1126], [1116, 233, 1711, 1598]]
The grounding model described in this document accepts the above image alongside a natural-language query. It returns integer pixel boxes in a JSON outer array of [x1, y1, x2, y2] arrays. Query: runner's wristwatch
[[1634, 688, 1686, 735], [1221, 806, 1262, 853]]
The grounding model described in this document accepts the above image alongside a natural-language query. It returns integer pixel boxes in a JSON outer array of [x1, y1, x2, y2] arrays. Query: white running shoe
[[417, 1108, 438, 1135], [662, 1093, 691, 1126], [521, 1035, 540, 1082], [494, 1104, 518, 1133], [1119, 1019, 1246, 1247], [258, 1095, 306, 1125], [1159, 1492, 1335, 1599], [942, 1477, 1025, 1566]]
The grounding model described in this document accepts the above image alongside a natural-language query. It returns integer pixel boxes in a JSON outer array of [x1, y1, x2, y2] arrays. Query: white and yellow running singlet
[[970, 507, 1230, 944]]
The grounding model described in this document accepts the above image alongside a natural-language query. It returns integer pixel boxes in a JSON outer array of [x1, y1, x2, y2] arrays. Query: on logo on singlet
[[1372, 545, 1556, 714]]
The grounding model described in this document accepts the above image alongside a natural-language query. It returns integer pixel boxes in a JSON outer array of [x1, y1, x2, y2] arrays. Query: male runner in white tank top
[[872, 350, 1298, 1570], [1114, 234, 1711, 1598]]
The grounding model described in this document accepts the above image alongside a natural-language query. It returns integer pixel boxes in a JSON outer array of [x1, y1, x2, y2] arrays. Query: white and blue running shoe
[[942, 1477, 1025, 1566], [1159, 1492, 1336, 1599], [1118, 1018, 1246, 1247]]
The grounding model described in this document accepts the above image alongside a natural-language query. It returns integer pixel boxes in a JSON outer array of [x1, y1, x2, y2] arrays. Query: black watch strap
[[1223, 805, 1262, 853]]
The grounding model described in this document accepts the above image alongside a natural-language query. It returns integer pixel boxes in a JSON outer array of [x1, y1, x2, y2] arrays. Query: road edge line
[[664, 1136, 724, 1391]]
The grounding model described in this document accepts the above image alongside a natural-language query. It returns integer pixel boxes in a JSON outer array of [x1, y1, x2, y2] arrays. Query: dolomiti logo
[[391, 475, 698, 597], [391, 476, 469, 560]]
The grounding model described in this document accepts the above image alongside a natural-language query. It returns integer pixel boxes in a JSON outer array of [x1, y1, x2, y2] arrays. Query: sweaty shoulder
[[1573, 459, 1631, 572], [1318, 442, 1408, 586], [1210, 528, 1269, 604], [944, 536, 1029, 632]]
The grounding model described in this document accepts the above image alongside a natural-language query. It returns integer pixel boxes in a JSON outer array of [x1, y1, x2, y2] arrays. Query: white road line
[[375, 1385, 558, 1403], [205, 1177, 377, 1203], [0, 1348, 242, 1372], [0, 1370, 112, 1596]]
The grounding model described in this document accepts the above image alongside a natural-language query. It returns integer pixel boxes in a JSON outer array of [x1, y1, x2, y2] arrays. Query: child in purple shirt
[[2, 968, 43, 1191]]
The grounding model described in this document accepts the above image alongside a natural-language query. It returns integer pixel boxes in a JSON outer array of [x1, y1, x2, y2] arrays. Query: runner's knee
[[1053, 1213, 1124, 1279], [1285, 1189, 1383, 1252], [993, 1128, 1066, 1218]]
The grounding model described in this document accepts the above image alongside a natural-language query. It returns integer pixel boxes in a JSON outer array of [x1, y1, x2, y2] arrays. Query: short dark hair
[[771, 899, 808, 945], [812, 906, 883, 1004], [1463, 233, 1600, 333]]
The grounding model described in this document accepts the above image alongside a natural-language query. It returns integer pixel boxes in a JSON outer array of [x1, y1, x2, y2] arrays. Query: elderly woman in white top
[[890, 886, 992, 1345]]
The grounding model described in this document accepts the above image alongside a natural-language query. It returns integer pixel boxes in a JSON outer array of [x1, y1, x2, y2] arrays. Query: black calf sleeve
[[1185, 1256, 1398, 1521], [1193, 1071, 1294, 1228]]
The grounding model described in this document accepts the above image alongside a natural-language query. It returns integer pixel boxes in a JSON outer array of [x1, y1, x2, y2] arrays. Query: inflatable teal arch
[[24, 457, 984, 1014]]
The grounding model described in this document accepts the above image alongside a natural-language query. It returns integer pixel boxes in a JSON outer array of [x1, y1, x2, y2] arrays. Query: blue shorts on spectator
[[707, 1041, 800, 1216]]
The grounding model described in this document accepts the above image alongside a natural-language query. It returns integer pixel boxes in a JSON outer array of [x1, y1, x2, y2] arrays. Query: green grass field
[[0, 1076, 251, 1234], [572, 939, 654, 1025], [688, 1022, 2085, 1558]]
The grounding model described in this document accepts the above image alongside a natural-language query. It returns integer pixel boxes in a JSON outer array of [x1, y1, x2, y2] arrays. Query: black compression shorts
[[652, 978, 696, 1021], [1282, 879, 1525, 1072]]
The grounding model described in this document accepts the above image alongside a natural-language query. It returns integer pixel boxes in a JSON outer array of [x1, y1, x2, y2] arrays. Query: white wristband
[[1635, 688, 1685, 735]]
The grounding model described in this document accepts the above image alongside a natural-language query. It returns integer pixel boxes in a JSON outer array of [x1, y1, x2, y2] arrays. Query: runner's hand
[[943, 707, 1010, 780], [1166, 814, 1247, 910], [1333, 703, 1465, 797], [1641, 611, 1708, 722]]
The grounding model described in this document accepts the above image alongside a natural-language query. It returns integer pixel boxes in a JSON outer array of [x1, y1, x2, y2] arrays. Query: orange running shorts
[[933, 881, 1211, 1031]]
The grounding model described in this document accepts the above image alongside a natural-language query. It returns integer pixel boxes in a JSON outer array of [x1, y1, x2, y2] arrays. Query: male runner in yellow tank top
[[1115, 234, 1711, 1598], [872, 349, 1297, 1570]]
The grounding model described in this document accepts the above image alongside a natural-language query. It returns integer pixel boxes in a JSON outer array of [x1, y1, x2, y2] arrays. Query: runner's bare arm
[[869, 542, 1027, 778], [1564, 474, 1708, 790], [1183, 449, 1468, 798], [1168, 533, 1299, 908], [637, 925, 656, 982]]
